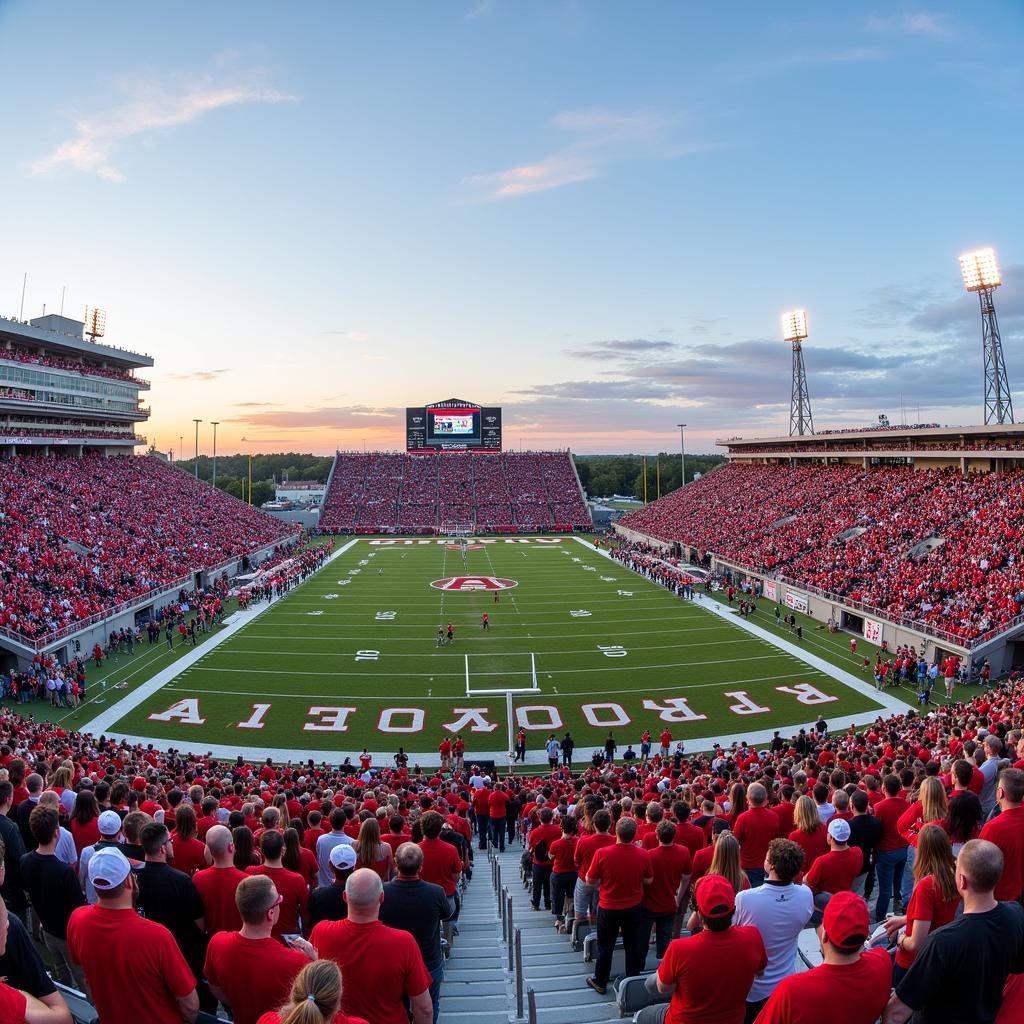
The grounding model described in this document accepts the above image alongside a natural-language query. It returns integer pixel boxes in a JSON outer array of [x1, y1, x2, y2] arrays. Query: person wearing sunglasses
[[205, 875, 316, 1024]]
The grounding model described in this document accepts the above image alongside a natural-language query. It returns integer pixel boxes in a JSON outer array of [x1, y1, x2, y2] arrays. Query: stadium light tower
[[211, 421, 220, 488], [676, 423, 687, 488], [193, 419, 202, 480], [782, 309, 814, 436], [959, 248, 1013, 424]]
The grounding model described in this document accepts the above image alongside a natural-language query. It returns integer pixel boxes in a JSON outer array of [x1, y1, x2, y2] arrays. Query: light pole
[[179, 435, 183, 466], [193, 419, 202, 480], [210, 421, 219, 488], [676, 423, 687, 488], [782, 309, 814, 436], [960, 248, 1013, 424]]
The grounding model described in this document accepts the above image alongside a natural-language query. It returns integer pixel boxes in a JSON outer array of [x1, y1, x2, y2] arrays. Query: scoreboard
[[407, 398, 502, 452]]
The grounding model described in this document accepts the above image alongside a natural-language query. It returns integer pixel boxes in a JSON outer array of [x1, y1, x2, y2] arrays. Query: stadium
[[1, 6, 1023, 1024]]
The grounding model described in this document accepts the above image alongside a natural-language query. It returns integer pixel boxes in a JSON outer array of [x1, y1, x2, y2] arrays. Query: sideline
[[79, 539, 359, 735]]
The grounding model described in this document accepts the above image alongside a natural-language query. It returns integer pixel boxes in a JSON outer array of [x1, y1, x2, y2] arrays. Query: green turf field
[[86, 536, 903, 759]]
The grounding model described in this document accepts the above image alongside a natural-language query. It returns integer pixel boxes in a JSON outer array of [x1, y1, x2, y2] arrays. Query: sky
[[1, 2, 1022, 456]]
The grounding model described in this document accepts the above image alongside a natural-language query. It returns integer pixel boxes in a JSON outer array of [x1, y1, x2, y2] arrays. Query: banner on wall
[[784, 591, 808, 613], [764, 580, 778, 602], [864, 618, 883, 645]]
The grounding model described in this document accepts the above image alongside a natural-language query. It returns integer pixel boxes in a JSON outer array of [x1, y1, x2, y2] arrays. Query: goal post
[[464, 652, 539, 696]]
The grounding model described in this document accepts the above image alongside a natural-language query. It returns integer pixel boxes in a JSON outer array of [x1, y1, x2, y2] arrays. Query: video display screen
[[432, 413, 475, 435], [407, 400, 502, 452]]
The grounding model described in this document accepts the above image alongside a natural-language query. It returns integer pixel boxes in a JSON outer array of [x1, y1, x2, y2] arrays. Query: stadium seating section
[[0, 454, 297, 641], [319, 451, 592, 533], [619, 462, 1024, 643]]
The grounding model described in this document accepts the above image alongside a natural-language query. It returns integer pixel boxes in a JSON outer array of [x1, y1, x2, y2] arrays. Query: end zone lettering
[[146, 683, 839, 734]]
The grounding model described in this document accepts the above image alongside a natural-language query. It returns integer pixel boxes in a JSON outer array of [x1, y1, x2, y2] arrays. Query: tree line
[[165, 451, 334, 507], [573, 453, 725, 502]]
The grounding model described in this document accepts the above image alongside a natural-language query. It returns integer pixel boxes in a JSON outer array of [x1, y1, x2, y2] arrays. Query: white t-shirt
[[734, 881, 814, 1002]]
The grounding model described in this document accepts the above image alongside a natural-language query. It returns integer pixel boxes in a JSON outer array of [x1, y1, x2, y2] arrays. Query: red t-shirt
[[788, 827, 829, 875], [804, 848, 863, 897], [755, 947, 892, 1024], [0, 983, 26, 1024], [896, 874, 961, 969], [574, 832, 615, 877], [193, 865, 247, 935], [528, 823, 562, 866], [673, 821, 706, 857], [172, 834, 209, 876], [733, 807, 781, 869], [587, 843, 653, 910], [245, 865, 310, 937], [980, 805, 1024, 902], [382, 832, 410, 855], [488, 790, 509, 818], [418, 838, 462, 896], [67, 905, 195, 1024], [643, 844, 693, 915], [657, 926, 767, 1024], [549, 835, 578, 874], [309, 919, 432, 1024], [204, 933, 308, 1024], [773, 801, 796, 837], [874, 797, 911, 852]]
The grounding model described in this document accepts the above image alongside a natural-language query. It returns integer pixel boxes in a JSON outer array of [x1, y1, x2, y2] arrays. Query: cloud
[[564, 338, 677, 359], [167, 368, 230, 382], [465, 107, 705, 199], [232, 401, 282, 408], [229, 405, 402, 430], [30, 67, 297, 182], [321, 330, 371, 342], [865, 11, 953, 37]]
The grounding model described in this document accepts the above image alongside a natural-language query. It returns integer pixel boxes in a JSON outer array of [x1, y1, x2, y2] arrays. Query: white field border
[[73, 535, 914, 768], [464, 651, 539, 695]]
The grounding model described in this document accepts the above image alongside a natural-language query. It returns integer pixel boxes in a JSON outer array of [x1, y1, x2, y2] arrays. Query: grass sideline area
[[60, 535, 913, 760]]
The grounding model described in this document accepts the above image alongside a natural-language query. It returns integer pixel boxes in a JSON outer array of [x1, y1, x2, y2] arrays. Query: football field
[[86, 536, 905, 763]]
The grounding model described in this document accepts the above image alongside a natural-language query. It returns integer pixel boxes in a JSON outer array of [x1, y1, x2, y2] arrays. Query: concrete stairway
[[439, 841, 628, 1024]]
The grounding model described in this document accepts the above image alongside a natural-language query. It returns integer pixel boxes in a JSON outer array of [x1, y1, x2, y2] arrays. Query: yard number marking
[[355, 650, 380, 661], [597, 644, 628, 658], [570, 609, 592, 618], [375, 611, 397, 620]]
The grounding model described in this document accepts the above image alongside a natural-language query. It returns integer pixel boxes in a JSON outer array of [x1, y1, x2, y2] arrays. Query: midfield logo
[[429, 576, 518, 591]]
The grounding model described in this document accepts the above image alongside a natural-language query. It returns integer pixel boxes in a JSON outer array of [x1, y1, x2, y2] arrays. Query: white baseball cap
[[97, 810, 123, 836], [828, 818, 851, 842], [89, 847, 133, 891], [330, 844, 357, 870]]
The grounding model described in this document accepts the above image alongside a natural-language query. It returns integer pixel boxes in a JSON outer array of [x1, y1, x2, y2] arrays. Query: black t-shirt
[[0, 913, 56, 998], [135, 861, 207, 973], [0, 814, 26, 913], [19, 850, 86, 939], [309, 882, 347, 928], [380, 877, 453, 971], [848, 814, 884, 873], [896, 901, 1024, 1023]]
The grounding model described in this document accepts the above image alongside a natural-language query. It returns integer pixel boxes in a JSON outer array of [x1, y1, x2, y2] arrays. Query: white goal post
[[464, 653, 539, 696]]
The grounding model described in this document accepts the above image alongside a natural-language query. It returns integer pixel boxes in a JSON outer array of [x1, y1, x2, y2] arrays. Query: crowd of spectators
[[0, 426, 141, 443], [0, 671, 1018, 1020], [620, 462, 1024, 642], [318, 451, 591, 533], [0, 345, 148, 387], [0, 455, 297, 641]]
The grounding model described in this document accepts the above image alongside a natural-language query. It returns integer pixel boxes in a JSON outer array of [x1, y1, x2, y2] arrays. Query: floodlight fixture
[[959, 248, 1001, 292], [84, 305, 107, 339], [781, 309, 808, 343]]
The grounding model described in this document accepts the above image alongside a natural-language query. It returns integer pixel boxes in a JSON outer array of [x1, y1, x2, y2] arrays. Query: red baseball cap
[[695, 874, 735, 919], [823, 891, 869, 950]]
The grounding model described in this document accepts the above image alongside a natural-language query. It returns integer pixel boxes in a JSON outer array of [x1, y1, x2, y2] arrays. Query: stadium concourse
[[0, 666, 1021, 1022], [318, 450, 592, 533], [618, 461, 1024, 644], [0, 454, 297, 642]]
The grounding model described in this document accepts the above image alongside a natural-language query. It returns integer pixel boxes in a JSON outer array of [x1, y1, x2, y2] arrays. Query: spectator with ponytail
[[256, 959, 368, 1024]]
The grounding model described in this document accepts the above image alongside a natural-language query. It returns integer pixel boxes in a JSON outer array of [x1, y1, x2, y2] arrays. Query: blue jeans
[[874, 848, 908, 919], [744, 868, 766, 889], [428, 962, 444, 1024]]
